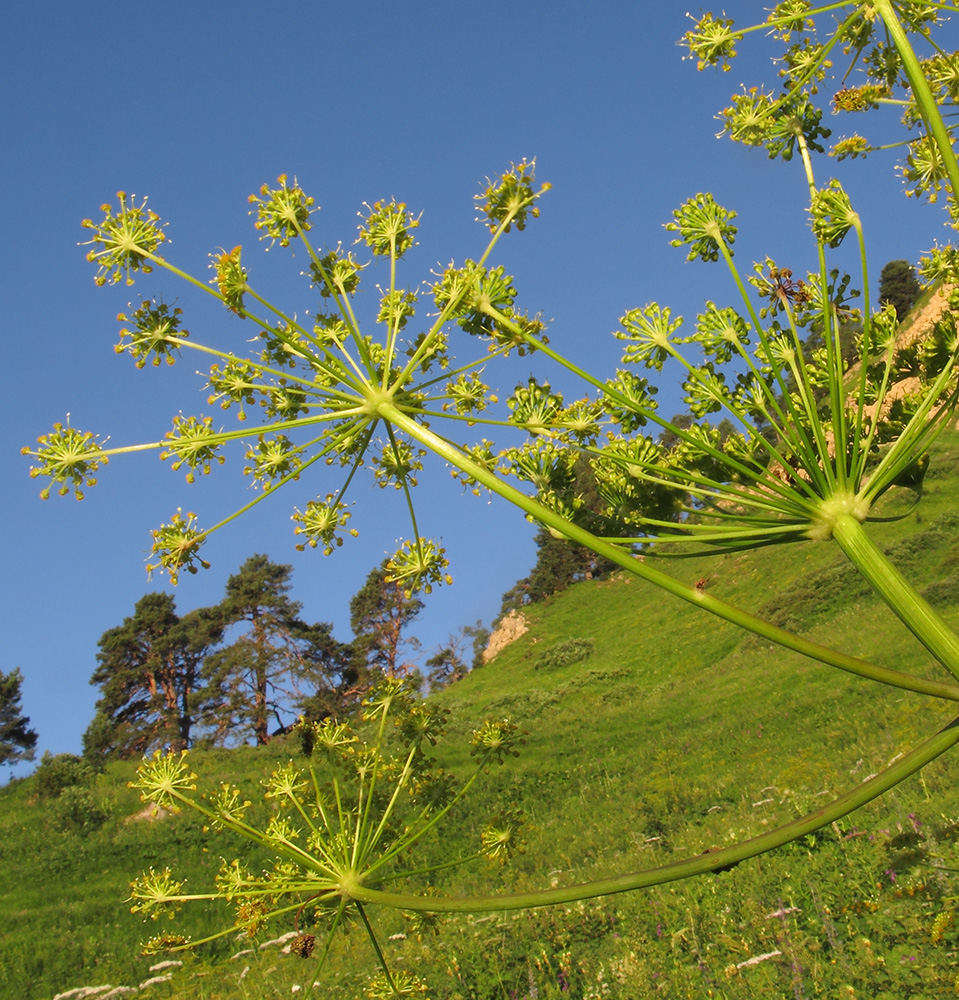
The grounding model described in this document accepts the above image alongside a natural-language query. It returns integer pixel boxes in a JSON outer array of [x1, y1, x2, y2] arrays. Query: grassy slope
[[3, 428, 959, 1000]]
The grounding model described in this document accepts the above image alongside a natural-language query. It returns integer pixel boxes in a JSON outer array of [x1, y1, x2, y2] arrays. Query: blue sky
[[3, 2, 953, 778]]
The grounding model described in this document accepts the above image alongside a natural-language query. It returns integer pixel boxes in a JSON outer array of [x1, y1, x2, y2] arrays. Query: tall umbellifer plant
[[23, 1, 959, 994]]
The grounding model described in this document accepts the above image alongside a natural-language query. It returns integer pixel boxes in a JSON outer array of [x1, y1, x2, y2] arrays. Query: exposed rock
[[125, 804, 170, 823], [482, 610, 528, 663]]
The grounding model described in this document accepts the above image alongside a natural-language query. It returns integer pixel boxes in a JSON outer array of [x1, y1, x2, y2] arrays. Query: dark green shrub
[[53, 785, 109, 833], [921, 574, 959, 609], [35, 752, 93, 799], [535, 638, 594, 671]]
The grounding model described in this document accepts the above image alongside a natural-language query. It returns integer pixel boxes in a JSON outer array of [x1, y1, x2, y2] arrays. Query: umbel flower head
[[592, 219, 959, 555], [28, 162, 552, 596], [125, 680, 521, 997], [116, 299, 188, 367], [81, 192, 167, 286], [147, 510, 211, 585], [129, 748, 197, 811], [23, 418, 106, 500], [128, 867, 185, 921]]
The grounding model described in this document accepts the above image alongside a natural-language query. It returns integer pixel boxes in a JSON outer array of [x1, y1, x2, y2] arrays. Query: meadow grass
[[4, 430, 959, 999]]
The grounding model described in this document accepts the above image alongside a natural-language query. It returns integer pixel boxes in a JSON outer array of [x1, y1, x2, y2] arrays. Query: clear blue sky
[[2, 2, 951, 778]]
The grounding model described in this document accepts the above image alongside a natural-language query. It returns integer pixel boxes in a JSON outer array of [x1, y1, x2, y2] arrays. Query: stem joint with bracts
[[128, 679, 525, 996]]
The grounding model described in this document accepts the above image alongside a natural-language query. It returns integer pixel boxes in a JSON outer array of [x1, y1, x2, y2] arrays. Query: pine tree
[[524, 458, 618, 603], [425, 622, 489, 689], [293, 623, 362, 723], [84, 593, 223, 759], [203, 554, 353, 744], [0, 668, 38, 768], [879, 259, 921, 321], [350, 561, 424, 678]]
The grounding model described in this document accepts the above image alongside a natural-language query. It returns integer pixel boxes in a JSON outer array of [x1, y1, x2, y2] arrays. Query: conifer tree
[[85, 593, 223, 759], [0, 668, 38, 768], [350, 561, 424, 678], [203, 554, 353, 743], [879, 259, 921, 321]]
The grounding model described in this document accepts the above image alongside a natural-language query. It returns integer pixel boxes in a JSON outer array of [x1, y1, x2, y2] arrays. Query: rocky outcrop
[[482, 610, 529, 664]]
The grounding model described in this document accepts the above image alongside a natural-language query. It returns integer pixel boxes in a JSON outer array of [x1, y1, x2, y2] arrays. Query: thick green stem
[[352, 715, 959, 912], [378, 401, 959, 701], [874, 0, 959, 199], [832, 512, 959, 680]]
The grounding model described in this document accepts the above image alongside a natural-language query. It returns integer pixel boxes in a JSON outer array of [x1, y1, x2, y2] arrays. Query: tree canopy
[[350, 560, 424, 678], [84, 593, 223, 760], [0, 668, 38, 768], [879, 259, 921, 321], [81, 554, 428, 756], [203, 554, 358, 744]]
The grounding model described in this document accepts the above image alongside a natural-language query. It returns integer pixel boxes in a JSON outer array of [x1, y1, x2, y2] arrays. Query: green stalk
[[874, 0, 959, 198], [331, 775, 352, 868], [378, 400, 959, 701], [356, 902, 398, 993], [351, 714, 959, 912], [191, 442, 339, 544], [167, 789, 338, 877], [352, 696, 401, 869], [484, 305, 817, 509], [850, 221, 885, 487], [795, 132, 845, 493], [862, 377, 959, 507], [832, 512, 959, 680], [849, 216, 870, 466], [286, 787, 318, 834], [714, 239, 822, 465], [359, 744, 420, 866], [305, 898, 347, 997], [291, 219, 375, 376], [363, 769, 484, 878], [141, 250, 352, 384], [390, 194, 535, 385], [375, 852, 483, 883], [381, 236, 402, 383], [655, 325, 829, 501], [351, 764, 370, 871], [310, 765, 333, 832]]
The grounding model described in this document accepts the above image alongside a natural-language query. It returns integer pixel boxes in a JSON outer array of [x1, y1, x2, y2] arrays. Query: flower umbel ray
[[81, 192, 167, 286], [125, 682, 524, 996], [35, 163, 556, 597]]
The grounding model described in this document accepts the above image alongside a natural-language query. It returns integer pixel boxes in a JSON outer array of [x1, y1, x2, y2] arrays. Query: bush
[[921, 574, 959, 609], [35, 752, 93, 799], [878, 259, 921, 321], [535, 638, 594, 671], [53, 785, 109, 833]]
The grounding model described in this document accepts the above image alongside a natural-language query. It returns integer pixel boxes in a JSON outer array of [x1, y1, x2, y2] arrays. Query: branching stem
[[353, 714, 959, 911], [378, 401, 959, 701]]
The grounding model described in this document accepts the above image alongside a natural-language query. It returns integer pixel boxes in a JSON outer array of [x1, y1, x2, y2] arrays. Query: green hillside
[[4, 429, 959, 1000]]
